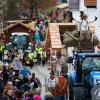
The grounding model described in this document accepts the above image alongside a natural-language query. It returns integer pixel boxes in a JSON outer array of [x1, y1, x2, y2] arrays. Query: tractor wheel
[[73, 86, 86, 100], [69, 86, 74, 100]]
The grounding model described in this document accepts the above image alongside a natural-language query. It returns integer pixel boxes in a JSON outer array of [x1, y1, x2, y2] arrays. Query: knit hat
[[7, 81, 13, 85], [58, 75, 65, 86], [45, 91, 53, 97], [34, 95, 41, 100]]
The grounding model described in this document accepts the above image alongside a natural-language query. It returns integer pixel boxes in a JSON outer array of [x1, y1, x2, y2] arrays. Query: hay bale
[[63, 30, 78, 47], [63, 30, 99, 50]]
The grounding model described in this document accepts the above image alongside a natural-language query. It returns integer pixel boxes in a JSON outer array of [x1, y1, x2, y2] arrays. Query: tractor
[[5, 32, 33, 51], [68, 52, 100, 100]]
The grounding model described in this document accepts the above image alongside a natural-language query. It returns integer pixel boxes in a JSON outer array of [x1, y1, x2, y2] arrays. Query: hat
[[36, 27, 39, 31], [45, 91, 53, 97], [80, 11, 84, 14], [7, 81, 13, 85], [50, 70, 54, 75], [0, 61, 3, 66], [34, 95, 41, 100], [32, 72, 35, 75], [18, 74, 23, 80]]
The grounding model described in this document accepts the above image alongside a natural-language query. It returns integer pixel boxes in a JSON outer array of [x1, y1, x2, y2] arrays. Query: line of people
[[0, 59, 43, 100], [22, 44, 48, 68]]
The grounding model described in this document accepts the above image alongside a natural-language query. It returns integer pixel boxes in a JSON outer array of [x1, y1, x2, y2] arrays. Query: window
[[13, 35, 27, 44], [67, 0, 79, 9], [84, 0, 96, 8]]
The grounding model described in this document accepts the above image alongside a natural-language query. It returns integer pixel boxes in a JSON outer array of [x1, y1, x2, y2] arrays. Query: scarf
[[50, 76, 54, 80]]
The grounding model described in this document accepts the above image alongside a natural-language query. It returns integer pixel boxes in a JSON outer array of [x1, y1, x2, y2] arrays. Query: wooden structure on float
[[55, 3, 69, 11], [55, 3, 69, 22], [45, 21, 95, 52], [3, 21, 35, 44], [45, 23, 62, 50], [45, 23, 77, 51]]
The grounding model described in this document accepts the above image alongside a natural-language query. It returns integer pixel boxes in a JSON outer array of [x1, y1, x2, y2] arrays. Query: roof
[[4, 20, 24, 23], [3, 22, 34, 32], [26, 21, 36, 29], [46, 23, 62, 49], [57, 23, 77, 26], [11, 32, 29, 36], [55, 3, 69, 9]]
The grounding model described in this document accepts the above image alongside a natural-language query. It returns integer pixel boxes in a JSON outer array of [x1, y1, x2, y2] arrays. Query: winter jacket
[[54, 76, 68, 96]]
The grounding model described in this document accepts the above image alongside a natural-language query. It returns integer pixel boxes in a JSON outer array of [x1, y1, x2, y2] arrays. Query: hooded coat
[[34, 31, 40, 44], [54, 75, 67, 96]]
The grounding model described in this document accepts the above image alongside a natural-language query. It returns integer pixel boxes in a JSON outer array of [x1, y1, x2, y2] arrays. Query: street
[[31, 64, 70, 100], [31, 64, 50, 99]]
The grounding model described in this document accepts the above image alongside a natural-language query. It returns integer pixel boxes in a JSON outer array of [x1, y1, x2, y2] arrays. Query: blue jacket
[[20, 67, 31, 78], [34, 31, 40, 43]]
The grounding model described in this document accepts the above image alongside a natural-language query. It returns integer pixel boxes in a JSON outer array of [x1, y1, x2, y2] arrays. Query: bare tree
[[22, 0, 50, 18], [5, 0, 19, 20]]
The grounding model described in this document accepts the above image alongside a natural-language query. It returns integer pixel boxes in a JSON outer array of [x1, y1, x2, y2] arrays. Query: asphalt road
[[31, 64, 69, 100], [31, 64, 50, 99]]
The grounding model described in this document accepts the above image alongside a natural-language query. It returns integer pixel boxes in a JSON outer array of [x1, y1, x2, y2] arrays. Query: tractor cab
[[74, 53, 100, 84], [5, 32, 34, 52], [82, 56, 100, 87], [11, 32, 29, 50], [68, 52, 100, 100]]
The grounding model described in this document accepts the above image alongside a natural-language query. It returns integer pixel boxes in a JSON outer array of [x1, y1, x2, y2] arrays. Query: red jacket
[[54, 76, 68, 96]]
